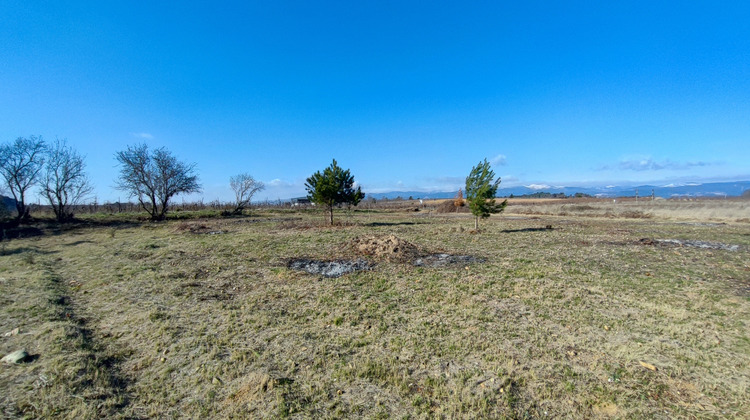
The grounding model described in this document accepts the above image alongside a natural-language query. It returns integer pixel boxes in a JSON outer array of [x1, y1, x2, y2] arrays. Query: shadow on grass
[[365, 222, 419, 227], [2, 226, 44, 239], [64, 240, 96, 246], [500, 227, 554, 233], [0, 247, 58, 256]]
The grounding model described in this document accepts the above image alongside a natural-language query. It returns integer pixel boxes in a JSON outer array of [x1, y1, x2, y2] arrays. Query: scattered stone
[[3, 327, 20, 337], [413, 254, 484, 267], [2, 349, 30, 364], [212, 377, 222, 385], [288, 258, 372, 278]]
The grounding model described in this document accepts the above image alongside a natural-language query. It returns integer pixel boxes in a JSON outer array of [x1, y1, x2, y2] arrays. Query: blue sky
[[2, 1, 749, 202]]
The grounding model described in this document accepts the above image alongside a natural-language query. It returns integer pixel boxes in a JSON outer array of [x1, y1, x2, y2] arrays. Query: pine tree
[[305, 159, 364, 225], [465, 159, 507, 229]]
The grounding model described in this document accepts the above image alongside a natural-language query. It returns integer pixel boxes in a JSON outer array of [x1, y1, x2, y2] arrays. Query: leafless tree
[[230, 173, 265, 214], [0, 136, 47, 222], [115, 144, 201, 220], [40, 138, 94, 222]]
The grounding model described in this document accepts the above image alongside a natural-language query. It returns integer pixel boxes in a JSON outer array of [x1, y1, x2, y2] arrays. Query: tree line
[[2, 136, 505, 227]]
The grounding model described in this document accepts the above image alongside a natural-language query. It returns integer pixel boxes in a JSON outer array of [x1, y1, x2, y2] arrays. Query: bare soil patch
[[341, 234, 484, 268], [289, 235, 484, 277]]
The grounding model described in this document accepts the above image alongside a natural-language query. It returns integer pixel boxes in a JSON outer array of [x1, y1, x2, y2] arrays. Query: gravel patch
[[640, 238, 740, 251], [287, 258, 372, 278], [413, 253, 485, 267]]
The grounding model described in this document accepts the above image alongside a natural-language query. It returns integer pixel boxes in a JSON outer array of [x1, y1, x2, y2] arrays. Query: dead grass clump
[[277, 218, 358, 230], [227, 372, 275, 405], [174, 222, 224, 234], [343, 234, 421, 262], [276, 219, 320, 230], [620, 210, 653, 219]]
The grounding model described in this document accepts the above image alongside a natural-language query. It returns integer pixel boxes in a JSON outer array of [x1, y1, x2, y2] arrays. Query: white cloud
[[490, 154, 507, 166], [526, 184, 551, 190], [599, 157, 716, 172], [131, 132, 154, 139], [268, 178, 293, 188]]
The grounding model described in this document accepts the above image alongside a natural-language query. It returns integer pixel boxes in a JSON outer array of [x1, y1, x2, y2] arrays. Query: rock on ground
[[2, 349, 30, 364]]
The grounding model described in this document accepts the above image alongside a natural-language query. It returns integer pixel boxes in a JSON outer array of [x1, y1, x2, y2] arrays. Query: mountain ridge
[[365, 181, 750, 200]]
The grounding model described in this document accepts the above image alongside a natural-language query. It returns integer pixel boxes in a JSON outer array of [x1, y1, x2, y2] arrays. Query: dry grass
[[505, 198, 750, 223], [1, 201, 749, 418]]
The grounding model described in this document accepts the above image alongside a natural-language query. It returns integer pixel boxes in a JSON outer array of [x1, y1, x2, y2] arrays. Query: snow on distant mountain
[[365, 181, 750, 200]]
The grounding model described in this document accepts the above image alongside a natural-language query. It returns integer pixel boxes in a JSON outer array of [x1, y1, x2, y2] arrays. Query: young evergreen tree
[[465, 158, 507, 229], [305, 159, 364, 225]]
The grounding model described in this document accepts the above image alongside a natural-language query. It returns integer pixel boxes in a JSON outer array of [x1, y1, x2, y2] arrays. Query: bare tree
[[115, 144, 201, 220], [40, 139, 94, 222], [0, 136, 47, 222], [230, 173, 265, 214]]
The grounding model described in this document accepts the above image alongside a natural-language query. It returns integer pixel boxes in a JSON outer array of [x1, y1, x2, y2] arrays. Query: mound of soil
[[287, 258, 371, 278], [342, 235, 421, 262], [435, 200, 469, 213]]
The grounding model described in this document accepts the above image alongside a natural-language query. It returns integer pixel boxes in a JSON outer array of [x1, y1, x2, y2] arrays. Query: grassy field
[[1, 200, 749, 418]]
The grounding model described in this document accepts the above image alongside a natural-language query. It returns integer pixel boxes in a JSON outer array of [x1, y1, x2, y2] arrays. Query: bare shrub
[[620, 210, 652, 219]]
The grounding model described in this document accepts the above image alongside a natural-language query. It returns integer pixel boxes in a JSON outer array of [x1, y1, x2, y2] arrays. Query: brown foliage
[[454, 189, 465, 207]]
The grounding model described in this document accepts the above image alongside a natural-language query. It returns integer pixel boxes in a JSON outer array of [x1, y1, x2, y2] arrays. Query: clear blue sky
[[2, 1, 749, 202]]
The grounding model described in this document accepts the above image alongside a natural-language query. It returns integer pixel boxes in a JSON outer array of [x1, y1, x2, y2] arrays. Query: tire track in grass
[[40, 262, 138, 418]]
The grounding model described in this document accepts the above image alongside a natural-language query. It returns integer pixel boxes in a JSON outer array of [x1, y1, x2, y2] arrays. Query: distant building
[[291, 197, 311, 206]]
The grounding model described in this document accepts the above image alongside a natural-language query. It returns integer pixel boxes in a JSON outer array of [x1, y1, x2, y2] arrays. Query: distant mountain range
[[366, 181, 750, 200]]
